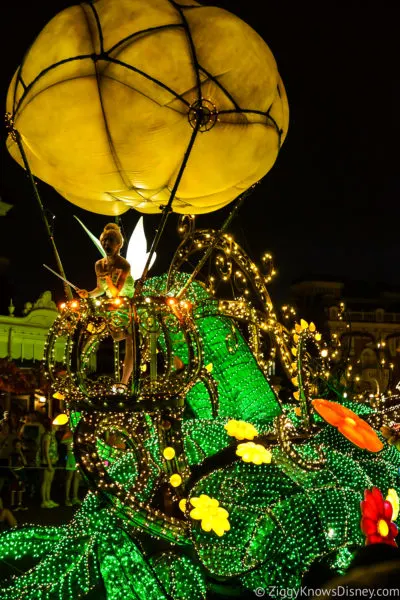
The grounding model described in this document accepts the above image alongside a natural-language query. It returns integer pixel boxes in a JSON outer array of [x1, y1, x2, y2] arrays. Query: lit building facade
[[0, 291, 61, 412], [290, 280, 400, 398]]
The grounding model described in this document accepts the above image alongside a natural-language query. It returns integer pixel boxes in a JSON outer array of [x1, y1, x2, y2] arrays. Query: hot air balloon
[[6, 0, 289, 216]]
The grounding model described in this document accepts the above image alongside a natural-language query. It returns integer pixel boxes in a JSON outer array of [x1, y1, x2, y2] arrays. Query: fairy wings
[[74, 216, 156, 281]]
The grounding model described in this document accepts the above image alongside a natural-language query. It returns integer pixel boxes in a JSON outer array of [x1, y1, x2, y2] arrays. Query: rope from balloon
[[134, 117, 202, 297], [5, 113, 73, 301], [133, 0, 206, 296], [174, 184, 257, 300]]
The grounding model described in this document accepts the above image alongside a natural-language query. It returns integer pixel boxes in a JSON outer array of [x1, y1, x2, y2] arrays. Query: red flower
[[360, 487, 398, 547]]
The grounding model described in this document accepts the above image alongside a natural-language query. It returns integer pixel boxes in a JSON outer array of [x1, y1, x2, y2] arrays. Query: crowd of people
[[0, 408, 83, 529]]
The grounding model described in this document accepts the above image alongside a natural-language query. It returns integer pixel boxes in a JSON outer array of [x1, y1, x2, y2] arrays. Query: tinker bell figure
[[44, 218, 156, 389], [77, 222, 135, 387]]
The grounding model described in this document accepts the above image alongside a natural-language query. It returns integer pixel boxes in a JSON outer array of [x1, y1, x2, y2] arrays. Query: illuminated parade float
[[1, 0, 399, 598]]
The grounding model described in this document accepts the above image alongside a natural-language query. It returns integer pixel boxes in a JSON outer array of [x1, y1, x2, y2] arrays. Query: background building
[[290, 279, 400, 399], [0, 291, 61, 413]]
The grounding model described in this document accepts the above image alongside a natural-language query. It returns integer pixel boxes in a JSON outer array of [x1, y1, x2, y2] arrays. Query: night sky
[[1, 0, 399, 316]]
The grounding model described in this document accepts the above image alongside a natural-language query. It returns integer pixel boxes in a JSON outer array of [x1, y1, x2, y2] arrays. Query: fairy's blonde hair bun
[[100, 222, 124, 246]]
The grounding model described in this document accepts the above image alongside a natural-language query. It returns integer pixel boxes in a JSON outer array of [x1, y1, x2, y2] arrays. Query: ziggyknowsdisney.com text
[[254, 587, 400, 598]]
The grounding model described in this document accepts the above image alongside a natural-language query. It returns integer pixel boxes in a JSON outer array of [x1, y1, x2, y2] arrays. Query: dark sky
[[1, 0, 400, 315]]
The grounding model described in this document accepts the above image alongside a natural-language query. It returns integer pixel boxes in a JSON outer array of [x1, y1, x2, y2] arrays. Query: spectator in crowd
[[0, 411, 10, 432], [323, 543, 400, 592], [0, 413, 18, 493], [61, 426, 81, 507], [18, 413, 44, 500], [347, 542, 400, 570], [38, 417, 59, 508], [0, 497, 17, 530], [0, 411, 18, 435], [301, 560, 337, 590], [8, 438, 28, 511], [0, 423, 13, 466], [0, 411, 18, 439], [20, 412, 45, 464], [324, 560, 400, 591]]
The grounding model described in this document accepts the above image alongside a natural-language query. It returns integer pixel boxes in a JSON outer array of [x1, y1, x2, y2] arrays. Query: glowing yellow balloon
[[6, 0, 288, 216]]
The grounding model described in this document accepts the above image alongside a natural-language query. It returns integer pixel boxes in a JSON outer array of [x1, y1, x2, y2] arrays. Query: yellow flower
[[224, 419, 258, 441], [189, 494, 230, 537], [386, 488, 399, 521], [236, 442, 272, 465]]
